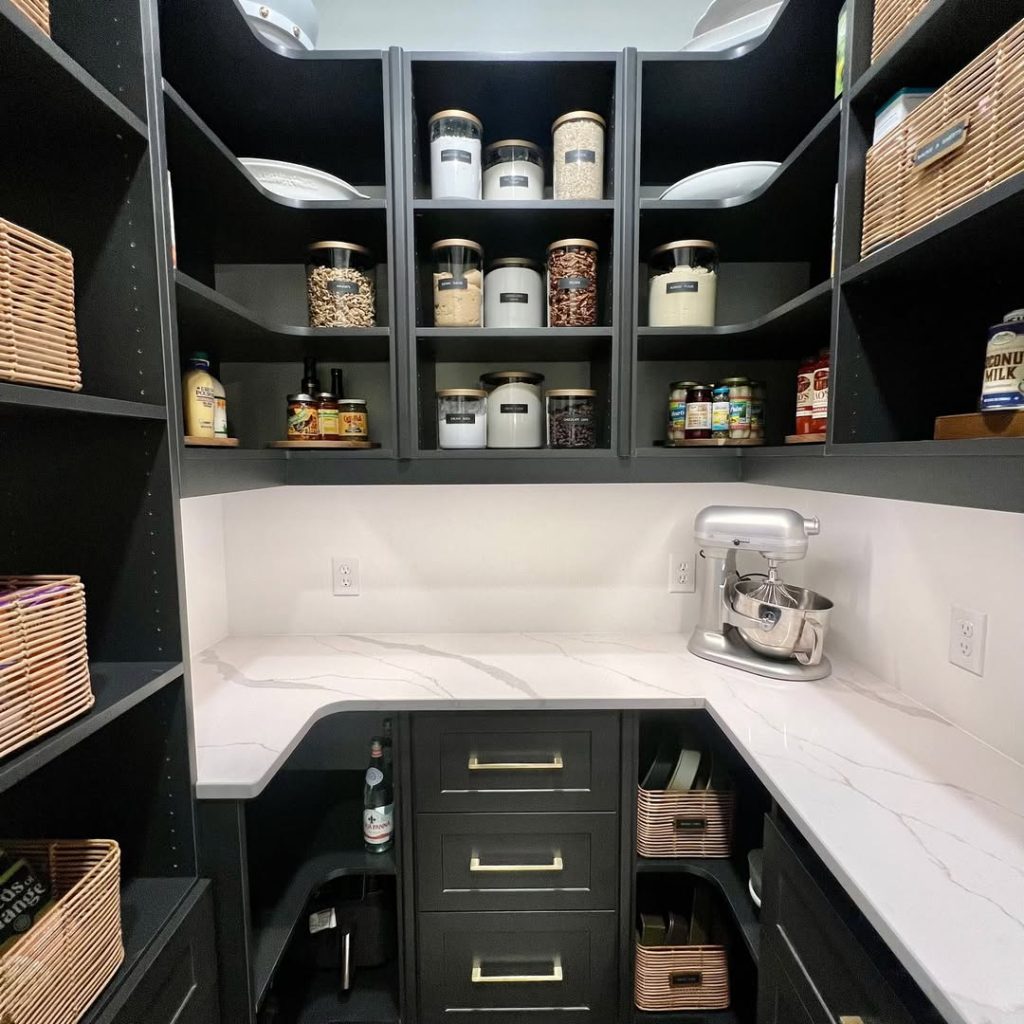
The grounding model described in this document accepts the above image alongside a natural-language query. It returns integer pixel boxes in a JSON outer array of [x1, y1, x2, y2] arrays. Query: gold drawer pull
[[468, 755, 564, 771], [471, 958, 563, 984], [470, 855, 564, 873]]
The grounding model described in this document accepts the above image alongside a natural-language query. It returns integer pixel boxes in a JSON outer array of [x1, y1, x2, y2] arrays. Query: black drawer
[[418, 910, 617, 1024], [415, 812, 619, 911], [412, 712, 620, 812], [110, 881, 219, 1024]]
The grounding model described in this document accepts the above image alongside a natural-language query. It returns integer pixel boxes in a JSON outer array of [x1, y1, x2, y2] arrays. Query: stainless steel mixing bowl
[[729, 579, 833, 665]]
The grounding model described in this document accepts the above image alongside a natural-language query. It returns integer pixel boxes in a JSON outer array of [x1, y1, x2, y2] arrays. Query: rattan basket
[[862, 16, 1024, 256], [871, 0, 929, 63], [9, 0, 50, 36], [635, 942, 730, 1012], [0, 840, 123, 1024], [0, 576, 93, 762], [637, 786, 735, 858], [0, 219, 79, 391]]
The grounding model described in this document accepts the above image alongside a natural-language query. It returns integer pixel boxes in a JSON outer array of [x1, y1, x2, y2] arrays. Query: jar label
[[288, 405, 319, 437], [712, 403, 730, 431], [328, 280, 360, 295], [667, 281, 699, 294], [500, 403, 529, 414], [557, 276, 592, 291], [340, 412, 368, 436], [363, 804, 394, 845], [685, 403, 712, 430], [729, 400, 751, 426], [982, 331, 1024, 406], [499, 174, 530, 188], [438, 278, 468, 291], [500, 292, 529, 303], [558, 414, 592, 425], [564, 149, 597, 164], [669, 400, 687, 425], [445, 413, 476, 424], [441, 149, 473, 164], [319, 409, 340, 436]]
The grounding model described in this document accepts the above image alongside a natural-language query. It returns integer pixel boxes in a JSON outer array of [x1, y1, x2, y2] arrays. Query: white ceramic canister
[[482, 140, 545, 200], [437, 388, 487, 449], [647, 240, 719, 327], [482, 370, 545, 448], [981, 309, 1024, 411], [429, 110, 482, 200], [483, 258, 543, 328]]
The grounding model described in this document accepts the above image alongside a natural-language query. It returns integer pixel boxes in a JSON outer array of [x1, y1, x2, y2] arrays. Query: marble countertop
[[190, 633, 1024, 1024]]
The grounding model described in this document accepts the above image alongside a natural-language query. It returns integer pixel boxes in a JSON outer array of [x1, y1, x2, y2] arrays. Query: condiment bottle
[[182, 351, 217, 438], [287, 393, 319, 440], [796, 356, 816, 435], [712, 385, 730, 438], [684, 383, 712, 440], [318, 391, 340, 440], [302, 356, 320, 396], [812, 350, 830, 433], [331, 368, 345, 400]]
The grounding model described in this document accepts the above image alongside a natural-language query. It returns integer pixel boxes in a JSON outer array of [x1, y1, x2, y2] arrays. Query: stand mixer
[[688, 505, 834, 681]]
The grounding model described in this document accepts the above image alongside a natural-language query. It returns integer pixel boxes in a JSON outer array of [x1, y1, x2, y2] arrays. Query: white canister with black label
[[429, 109, 482, 199], [981, 309, 1024, 411], [482, 370, 545, 448], [484, 258, 543, 328]]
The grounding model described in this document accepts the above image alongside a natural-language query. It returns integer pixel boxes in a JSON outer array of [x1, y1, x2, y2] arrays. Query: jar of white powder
[[648, 240, 719, 327], [429, 110, 482, 199], [437, 388, 487, 448], [484, 258, 543, 328], [483, 140, 544, 200]]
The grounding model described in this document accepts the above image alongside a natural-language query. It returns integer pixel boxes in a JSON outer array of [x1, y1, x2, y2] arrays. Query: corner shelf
[[0, 384, 167, 421], [272, 961, 400, 1024], [418, 326, 613, 363]]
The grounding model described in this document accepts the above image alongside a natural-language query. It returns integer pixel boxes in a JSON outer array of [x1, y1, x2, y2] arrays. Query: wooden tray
[[184, 436, 239, 447], [934, 410, 1024, 440], [785, 433, 827, 444], [662, 438, 764, 448], [268, 440, 381, 449]]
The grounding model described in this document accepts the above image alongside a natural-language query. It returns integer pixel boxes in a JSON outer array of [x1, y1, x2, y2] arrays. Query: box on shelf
[[0, 840, 123, 1024], [0, 575, 93, 761], [872, 88, 933, 144], [871, 0, 929, 63], [9, 0, 50, 37], [0, 219, 79, 391]]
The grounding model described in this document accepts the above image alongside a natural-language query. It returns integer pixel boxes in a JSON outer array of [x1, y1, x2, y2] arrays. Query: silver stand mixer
[[688, 505, 834, 681]]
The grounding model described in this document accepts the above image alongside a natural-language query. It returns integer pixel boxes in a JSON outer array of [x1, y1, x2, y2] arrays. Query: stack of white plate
[[240, 0, 318, 51], [684, 0, 784, 51]]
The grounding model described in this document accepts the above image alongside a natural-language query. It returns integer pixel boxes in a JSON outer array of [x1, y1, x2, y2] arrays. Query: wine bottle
[[363, 737, 394, 854]]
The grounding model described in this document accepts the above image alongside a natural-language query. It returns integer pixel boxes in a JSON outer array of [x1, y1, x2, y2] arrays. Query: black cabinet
[[758, 949, 830, 1024]]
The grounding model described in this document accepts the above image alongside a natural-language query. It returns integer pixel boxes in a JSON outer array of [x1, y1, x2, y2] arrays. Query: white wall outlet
[[668, 553, 696, 594], [949, 605, 986, 676], [332, 557, 361, 597]]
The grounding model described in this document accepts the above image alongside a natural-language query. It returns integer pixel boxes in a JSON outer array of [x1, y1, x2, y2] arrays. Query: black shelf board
[[0, 0, 147, 144], [635, 857, 760, 966], [281, 448, 397, 460], [83, 877, 199, 1024], [274, 960, 400, 1024], [635, 447, 743, 459], [842, 172, 1024, 287], [849, 0, 1024, 112], [0, 383, 167, 421], [416, 448, 615, 460], [414, 199, 615, 211], [637, 280, 833, 360], [743, 444, 825, 458], [180, 448, 287, 497], [175, 271, 392, 363], [418, 326, 613, 362], [639, 103, 841, 262], [829, 438, 1024, 458], [0, 662, 183, 795], [634, 1010, 739, 1024], [163, 82, 388, 265], [251, 800, 396, 1006]]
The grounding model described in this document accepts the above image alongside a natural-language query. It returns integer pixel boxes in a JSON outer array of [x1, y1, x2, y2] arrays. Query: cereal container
[[552, 111, 605, 200]]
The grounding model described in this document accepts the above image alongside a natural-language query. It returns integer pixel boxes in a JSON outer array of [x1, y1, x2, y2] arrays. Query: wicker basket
[[0, 576, 93, 762], [862, 16, 1024, 256], [0, 840, 123, 1024], [871, 0, 929, 63], [10, 0, 51, 36], [635, 942, 730, 1012], [637, 786, 735, 858], [0, 219, 79, 391]]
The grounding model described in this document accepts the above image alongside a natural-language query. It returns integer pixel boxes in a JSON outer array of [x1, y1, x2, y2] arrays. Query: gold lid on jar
[[308, 240, 372, 255], [546, 388, 596, 397], [671, 381, 701, 389], [428, 109, 483, 129], [650, 239, 717, 258], [431, 238, 483, 253], [437, 388, 487, 398], [720, 377, 750, 386], [546, 238, 599, 252], [552, 110, 606, 131]]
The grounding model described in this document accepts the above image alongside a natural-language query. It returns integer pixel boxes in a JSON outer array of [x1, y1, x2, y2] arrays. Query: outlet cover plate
[[949, 605, 986, 676], [332, 557, 361, 597], [669, 553, 696, 594]]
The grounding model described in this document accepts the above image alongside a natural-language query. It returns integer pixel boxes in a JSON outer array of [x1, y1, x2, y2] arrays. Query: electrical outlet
[[949, 605, 986, 676], [668, 553, 696, 594], [332, 557, 361, 597]]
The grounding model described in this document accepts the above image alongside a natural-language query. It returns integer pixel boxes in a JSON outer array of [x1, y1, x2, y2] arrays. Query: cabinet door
[[758, 949, 831, 1024]]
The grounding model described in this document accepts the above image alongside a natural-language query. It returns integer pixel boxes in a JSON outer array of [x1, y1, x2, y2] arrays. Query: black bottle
[[331, 367, 344, 400], [302, 356, 320, 395]]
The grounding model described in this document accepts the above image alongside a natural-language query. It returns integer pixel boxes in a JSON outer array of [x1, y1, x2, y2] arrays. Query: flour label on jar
[[445, 413, 476, 424], [438, 278, 469, 291], [557, 276, 592, 291], [499, 175, 530, 189], [441, 149, 473, 163], [667, 280, 699, 294], [500, 292, 529, 304], [328, 280, 360, 295], [564, 149, 597, 163], [500, 403, 529, 414]]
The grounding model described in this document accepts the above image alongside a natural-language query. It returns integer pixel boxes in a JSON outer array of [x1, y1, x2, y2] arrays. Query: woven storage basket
[[0, 840, 123, 1024], [635, 943, 730, 1012], [871, 0, 929, 63], [0, 576, 93, 762], [9, 0, 51, 36], [862, 16, 1024, 257], [0, 219, 79, 391], [636, 786, 735, 858]]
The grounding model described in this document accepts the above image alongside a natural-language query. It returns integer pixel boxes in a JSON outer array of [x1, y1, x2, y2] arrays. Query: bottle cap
[[371, 738, 383, 756]]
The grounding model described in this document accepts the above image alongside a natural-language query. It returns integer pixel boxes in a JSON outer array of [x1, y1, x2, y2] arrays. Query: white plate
[[683, 3, 782, 51], [240, 0, 317, 51], [240, 158, 371, 201], [693, 0, 780, 36], [659, 160, 781, 201]]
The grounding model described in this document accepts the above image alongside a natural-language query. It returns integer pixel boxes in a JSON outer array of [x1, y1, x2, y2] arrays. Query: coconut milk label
[[981, 327, 1024, 409]]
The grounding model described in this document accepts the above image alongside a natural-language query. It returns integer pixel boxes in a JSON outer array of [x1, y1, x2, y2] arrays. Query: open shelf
[[0, 383, 167, 421], [418, 327, 613, 363], [269, 960, 400, 1024], [634, 1011, 740, 1024], [0, 662, 183, 796]]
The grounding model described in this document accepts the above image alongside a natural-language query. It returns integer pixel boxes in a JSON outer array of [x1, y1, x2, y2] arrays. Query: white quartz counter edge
[[190, 633, 1024, 1024]]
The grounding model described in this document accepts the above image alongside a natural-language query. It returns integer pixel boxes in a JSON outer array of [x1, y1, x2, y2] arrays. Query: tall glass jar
[[724, 377, 752, 439], [306, 242, 376, 328], [684, 383, 713, 440], [482, 140, 544, 200], [484, 258, 543, 328], [668, 380, 698, 444], [429, 110, 482, 199], [552, 111, 605, 200], [432, 239, 483, 327], [547, 238, 599, 327], [481, 370, 544, 448], [648, 240, 718, 327], [547, 389, 597, 448]]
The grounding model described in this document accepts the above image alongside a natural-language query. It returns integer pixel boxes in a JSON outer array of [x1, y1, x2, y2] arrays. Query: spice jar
[[306, 242, 376, 328], [712, 384, 730, 438], [724, 377, 752, 439], [547, 389, 597, 448], [668, 380, 698, 443], [484, 258, 543, 328], [483, 140, 544, 201], [552, 111, 605, 200], [338, 399, 369, 440], [749, 380, 766, 439], [432, 239, 483, 327], [429, 109, 482, 199], [481, 370, 544, 448], [437, 388, 487, 449], [317, 390, 340, 440], [547, 238, 598, 327], [287, 393, 319, 440], [684, 383, 712, 439], [648, 240, 718, 327]]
